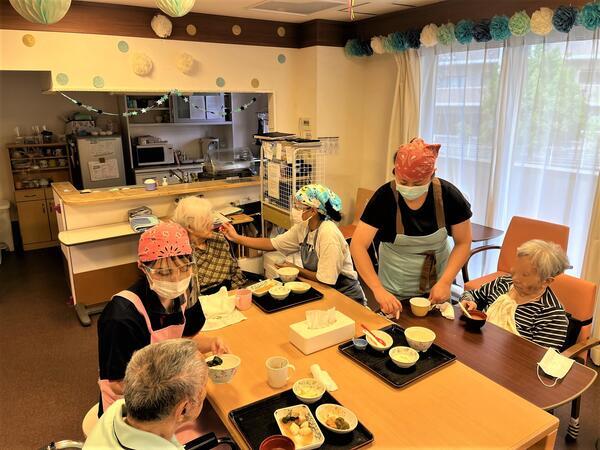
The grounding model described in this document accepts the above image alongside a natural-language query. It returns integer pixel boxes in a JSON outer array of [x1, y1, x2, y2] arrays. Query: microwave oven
[[135, 143, 174, 166]]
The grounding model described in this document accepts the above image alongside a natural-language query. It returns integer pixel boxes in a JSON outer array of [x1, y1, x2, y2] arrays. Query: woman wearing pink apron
[[97, 222, 229, 444]]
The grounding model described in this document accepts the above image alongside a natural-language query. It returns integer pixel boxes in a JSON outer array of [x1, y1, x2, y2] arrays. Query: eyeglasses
[[143, 262, 193, 278]]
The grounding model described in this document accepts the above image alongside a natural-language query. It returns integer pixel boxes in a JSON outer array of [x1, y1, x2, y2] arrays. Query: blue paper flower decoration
[[345, 38, 372, 57], [473, 19, 492, 42], [388, 31, 408, 52], [553, 5, 579, 33], [405, 29, 421, 49], [579, 2, 600, 30], [490, 15, 511, 41], [455, 19, 475, 45]]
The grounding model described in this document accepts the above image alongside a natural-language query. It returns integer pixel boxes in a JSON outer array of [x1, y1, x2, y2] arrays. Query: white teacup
[[410, 297, 433, 317], [266, 356, 296, 388]]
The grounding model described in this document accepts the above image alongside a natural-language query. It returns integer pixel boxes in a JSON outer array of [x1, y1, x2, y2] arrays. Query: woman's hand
[[373, 287, 402, 316], [210, 337, 229, 355], [428, 280, 452, 304], [219, 222, 239, 243], [460, 299, 478, 311]]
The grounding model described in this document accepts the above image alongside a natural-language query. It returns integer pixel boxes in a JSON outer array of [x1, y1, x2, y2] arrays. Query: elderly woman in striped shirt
[[460, 240, 570, 349]]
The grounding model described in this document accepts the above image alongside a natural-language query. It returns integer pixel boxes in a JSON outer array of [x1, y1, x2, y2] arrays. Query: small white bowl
[[404, 326, 436, 352], [315, 404, 358, 434], [389, 346, 419, 368], [284, 281, 311, 294], [293, 378, 326, 404], [365, 330, 393, 352], [269, 285, 291, 301], [277, 267, 299, 282], [205, 354, 241, 384]]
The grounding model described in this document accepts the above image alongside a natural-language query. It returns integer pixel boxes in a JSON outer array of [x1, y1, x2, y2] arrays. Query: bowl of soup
[[285, 281, 311, 294], [277, 267, 299, 282], [464, 310, 487, 331], [389, 346, 420, 368], [269, 285, 291, 301], [293, 378, 326, 404], [404, 327, 436, 352], [205, 354, 241, 384]]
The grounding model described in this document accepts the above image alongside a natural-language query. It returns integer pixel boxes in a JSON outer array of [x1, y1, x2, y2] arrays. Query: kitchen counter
[[53, 177, 260, 205]]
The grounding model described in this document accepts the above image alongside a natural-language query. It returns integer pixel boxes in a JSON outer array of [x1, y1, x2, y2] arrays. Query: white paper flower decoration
[[131, 53, 154, 76], [151, 13, 172, 38], [176, 52, 196, 75], [156, 0, 195, 17], [420, 24, 439, 47], [370, 36, 385, 55], [9, 0, 71, 24], [531, 7, 554, 36]]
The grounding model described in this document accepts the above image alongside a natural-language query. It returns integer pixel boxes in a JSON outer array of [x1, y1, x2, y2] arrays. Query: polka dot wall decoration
[[216, 77, 226, 87], [22, 34, 35, 47], [93, 76, 105, 88], [251, 78, 260, 88], [186, 24, 197, 36], [56, 73, 69, 86], [117, 41, 129, 53], [277, 54, 286, 64], [277, 26, 286, 37], [232, 25, 242, 36]]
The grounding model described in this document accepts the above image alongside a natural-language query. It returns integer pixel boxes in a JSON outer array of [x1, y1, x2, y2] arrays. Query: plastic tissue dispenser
[[289, 308, 355, 355]]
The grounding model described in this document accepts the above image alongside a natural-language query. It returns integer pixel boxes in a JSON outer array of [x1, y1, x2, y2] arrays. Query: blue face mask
[[396, 182, 430, 200]]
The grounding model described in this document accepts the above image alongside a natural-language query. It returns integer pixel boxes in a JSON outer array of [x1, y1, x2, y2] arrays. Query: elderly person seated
[[461, 239, 570, 349], [172, 196, 245, 295], [84, 339, 208, 449]]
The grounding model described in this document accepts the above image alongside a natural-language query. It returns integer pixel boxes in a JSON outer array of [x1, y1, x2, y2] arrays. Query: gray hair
[[124, 339, 207, 422], [516, 239, 570, 280], [172, 196, 213, 233]]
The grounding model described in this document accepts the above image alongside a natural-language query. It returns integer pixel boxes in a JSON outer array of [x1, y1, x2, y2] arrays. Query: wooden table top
[[198, 282, 558, 449], [393, 306, 598, 410], [471, 222, 504, 243]]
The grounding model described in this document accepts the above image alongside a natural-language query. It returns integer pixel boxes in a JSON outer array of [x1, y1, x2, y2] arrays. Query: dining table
[[196, 281, 574, 450]]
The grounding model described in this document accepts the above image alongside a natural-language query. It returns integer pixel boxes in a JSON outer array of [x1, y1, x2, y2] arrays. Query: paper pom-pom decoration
[[473, 19, 492, 42], [388, 31, 408, 52], [9, 0, 71, 24], [531, 7, 554, 36], [370, 36, 385, 54], [490, 15, 511, 41], [382, 34, 395, 53], [509, 10, 530, 36], [455, 19, 475, 45], [406, 29, 421, 49], [156, 0, 195, 17], [553, 5, 578, 33], [176, 52, 196, 74], [420, 24, 439, 47], [344, 38, 373, 57], [437, 23, 455, 45], [579, 2, 600, 30], [131, 53, 153, 76], [151, 14, 172, 38]]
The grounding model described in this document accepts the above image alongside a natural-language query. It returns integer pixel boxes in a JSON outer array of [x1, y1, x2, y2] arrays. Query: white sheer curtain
[[420, 28, 600, 280]]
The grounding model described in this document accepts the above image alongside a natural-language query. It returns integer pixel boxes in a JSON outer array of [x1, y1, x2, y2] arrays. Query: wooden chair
[[463, 216, 570, 290], [552, 274, 600, 442], [339, 188, 375, 240]]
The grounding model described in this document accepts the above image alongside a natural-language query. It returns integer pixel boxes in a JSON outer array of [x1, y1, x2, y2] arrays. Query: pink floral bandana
[[394, 138, 441, 181], [138, 222, 192, 262]]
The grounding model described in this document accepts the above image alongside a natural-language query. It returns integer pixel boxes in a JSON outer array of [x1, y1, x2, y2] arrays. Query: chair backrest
[[497, 216, 569, 273], [352, 188, 375, 225]]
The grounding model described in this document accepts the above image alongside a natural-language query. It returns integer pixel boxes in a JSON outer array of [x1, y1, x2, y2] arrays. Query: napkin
[[305, 308, 337, 330], [310, 364, 338, 392], [435, 302, 455, 320], [199, 287, 247, 331]]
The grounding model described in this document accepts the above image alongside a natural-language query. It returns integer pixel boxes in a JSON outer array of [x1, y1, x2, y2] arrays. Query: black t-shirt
[[97, 277, 205, 382], [360, 178, 472, 243]]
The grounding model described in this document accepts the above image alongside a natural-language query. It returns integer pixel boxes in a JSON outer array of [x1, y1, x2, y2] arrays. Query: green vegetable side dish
[[207, 356, 223, 367], [335, 417, 350, 430]]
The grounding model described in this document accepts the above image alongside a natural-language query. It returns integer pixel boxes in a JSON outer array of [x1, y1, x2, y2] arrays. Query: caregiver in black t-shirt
[[350, 138, 472, 315]]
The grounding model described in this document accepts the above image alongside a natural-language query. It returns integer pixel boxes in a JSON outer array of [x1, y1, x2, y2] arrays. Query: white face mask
[[536, 347, 575, 387], [290, 207, 306, 225], [396, 182, 430, 201], [148, 275, 191, 300]]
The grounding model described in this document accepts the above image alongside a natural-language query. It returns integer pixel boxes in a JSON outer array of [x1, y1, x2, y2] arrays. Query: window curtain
[[584, 180, 600, 364], [386, 50, 420, 177]]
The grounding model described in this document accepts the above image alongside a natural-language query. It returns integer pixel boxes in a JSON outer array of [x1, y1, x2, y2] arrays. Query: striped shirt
[[462, 276, 568, 350]]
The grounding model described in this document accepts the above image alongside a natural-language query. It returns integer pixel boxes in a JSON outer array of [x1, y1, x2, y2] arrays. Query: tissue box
[[289, 311, 355, 355]]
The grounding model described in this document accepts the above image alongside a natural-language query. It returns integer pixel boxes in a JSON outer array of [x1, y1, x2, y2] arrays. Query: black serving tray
[[228, 389, 374, 450], [253, 286, 324, 313], [338, 324, 456, 388]]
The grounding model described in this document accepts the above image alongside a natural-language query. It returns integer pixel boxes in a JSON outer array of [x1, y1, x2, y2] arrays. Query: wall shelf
[[8, 143, 67, 149]]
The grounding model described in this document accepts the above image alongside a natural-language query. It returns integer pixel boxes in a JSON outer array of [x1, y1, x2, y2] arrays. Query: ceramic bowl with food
[[204, 354, 241, 384], [293, 378, 326, 404], [315, 404, 358, 434], [365, 329, 394, 352], [285, 281, 311, 294], [277, 267, 299, 282], [269, 285, 291, 301], [464, 310, 487, 331], [389, 346, 420, 369], [250, 279, 281, 297], [404, 326, 436, 352]]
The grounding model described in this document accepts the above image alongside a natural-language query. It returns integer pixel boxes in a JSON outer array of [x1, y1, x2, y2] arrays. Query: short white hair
[[172, 196, 213, 233], [516, 239, 570, 280]]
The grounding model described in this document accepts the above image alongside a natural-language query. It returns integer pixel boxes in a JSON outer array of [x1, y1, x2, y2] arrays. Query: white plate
[[273, 404, 325, 450]]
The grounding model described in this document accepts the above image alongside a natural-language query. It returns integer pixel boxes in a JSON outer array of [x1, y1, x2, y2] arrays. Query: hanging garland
[[345, 1, 600, 57], [58, 90, 257, 117]]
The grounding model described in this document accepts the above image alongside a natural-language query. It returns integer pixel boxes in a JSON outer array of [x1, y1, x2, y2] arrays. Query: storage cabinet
[[16, 199, 51, 244]]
